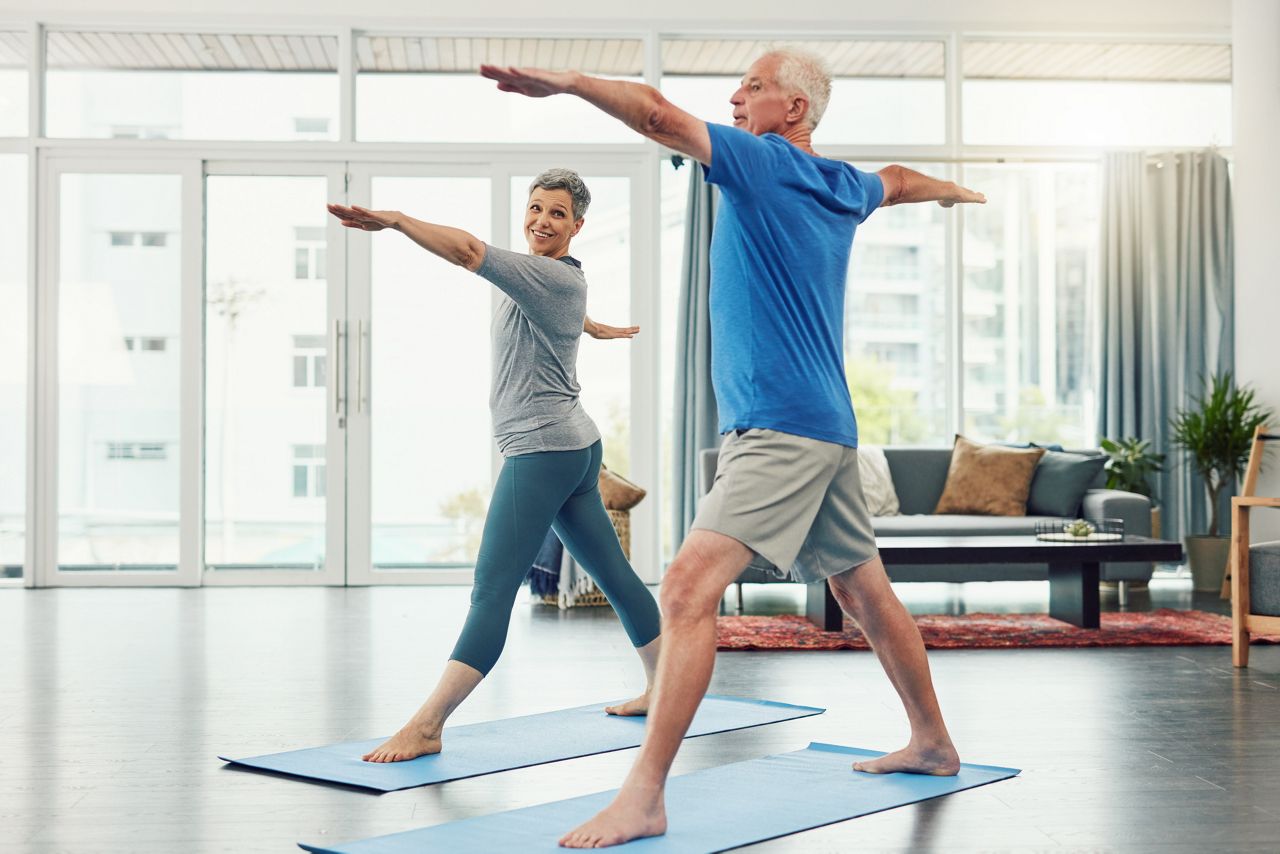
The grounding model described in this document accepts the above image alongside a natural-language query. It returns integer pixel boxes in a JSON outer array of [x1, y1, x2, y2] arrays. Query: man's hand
[[585, 317, 640, 340], [938, 186, 986, 208], [877, 166, 987, 209], [479, 66, 577, 98], [328, 204, 400, 232]]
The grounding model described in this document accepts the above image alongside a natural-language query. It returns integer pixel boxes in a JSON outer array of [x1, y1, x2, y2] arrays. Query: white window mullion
[[946, 34, 965, 439], [338, 27, 356, 145], [327, 165, 353, 586], [179, 160, 205, 586], [948, 162, 965, 439], [28, 22, 43, 140], [34, 158, 59, 587]]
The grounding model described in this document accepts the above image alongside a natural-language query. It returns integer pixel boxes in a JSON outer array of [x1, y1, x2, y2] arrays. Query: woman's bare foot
[[604, 690, 651, 717], [361, 725, 442, 763], [852, 740, 960, 776], [559, 789, 666, 848]]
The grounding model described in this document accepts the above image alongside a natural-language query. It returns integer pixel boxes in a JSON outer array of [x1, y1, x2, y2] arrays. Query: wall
[[1232, 0, 1280, 541]]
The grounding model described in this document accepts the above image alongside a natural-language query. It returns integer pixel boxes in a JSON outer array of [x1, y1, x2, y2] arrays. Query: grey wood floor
[[2, 579, 1278, 853]]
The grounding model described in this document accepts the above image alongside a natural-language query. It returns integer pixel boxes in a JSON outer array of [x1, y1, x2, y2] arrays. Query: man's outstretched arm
[[877, 165, 986, 208], [480, 66, 712, 166]]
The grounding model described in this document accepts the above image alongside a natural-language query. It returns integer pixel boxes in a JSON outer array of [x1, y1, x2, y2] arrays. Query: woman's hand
[[585, 317, 640, 340], [327, 203, 400, 231]]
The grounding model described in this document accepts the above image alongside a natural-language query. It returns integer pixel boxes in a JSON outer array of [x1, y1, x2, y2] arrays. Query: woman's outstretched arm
[[327, 204, 487, 271]]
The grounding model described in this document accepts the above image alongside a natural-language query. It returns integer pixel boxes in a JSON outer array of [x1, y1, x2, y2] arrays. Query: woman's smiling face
[[523, 187, 583, 258]]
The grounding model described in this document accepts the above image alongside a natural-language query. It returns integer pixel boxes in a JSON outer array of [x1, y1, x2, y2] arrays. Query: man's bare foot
[[559, 790, 666, 849], [604, 690, 650, 717], [361, 726, 442, 763], [853, 741, 960, 776]]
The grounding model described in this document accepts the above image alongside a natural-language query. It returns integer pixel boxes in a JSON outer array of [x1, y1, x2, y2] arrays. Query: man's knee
[[659, 558, 723, 621], [828, 556, 889, 616], [659, 530, 753, 620]]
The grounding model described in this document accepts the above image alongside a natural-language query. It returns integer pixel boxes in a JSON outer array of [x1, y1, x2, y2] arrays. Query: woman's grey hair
[[765, 47, 833, 131], [528, 168, 591, 220]]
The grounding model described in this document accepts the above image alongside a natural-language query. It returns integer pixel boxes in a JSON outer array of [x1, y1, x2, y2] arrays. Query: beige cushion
[[599, 465, 646, 511], [857, 445, 900, 516], [933, 435, 1045, 516]]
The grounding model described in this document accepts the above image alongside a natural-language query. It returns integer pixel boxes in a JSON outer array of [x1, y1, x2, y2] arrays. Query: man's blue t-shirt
[[702, 122, 884, 447]]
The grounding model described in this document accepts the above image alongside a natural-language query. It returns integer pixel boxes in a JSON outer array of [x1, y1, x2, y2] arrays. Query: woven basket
[[608, 508, 631, 559], [540, 509, 631, 608]]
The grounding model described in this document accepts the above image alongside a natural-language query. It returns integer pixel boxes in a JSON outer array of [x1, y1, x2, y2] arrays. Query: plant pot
[[1185, 535, 1230, 592]]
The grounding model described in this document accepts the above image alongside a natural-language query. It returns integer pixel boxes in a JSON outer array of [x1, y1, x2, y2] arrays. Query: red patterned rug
[[716, 609, 1280, 651]]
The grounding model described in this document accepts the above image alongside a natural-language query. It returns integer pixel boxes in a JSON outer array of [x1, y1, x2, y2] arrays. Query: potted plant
[[1170, 373, 1273, 592], [1099, 437, 1166, 537]]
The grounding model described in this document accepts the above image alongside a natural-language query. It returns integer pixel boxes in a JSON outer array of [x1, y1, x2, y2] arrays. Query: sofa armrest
[[1081, 489, 1152, 537], [699, 448, 720, 498]]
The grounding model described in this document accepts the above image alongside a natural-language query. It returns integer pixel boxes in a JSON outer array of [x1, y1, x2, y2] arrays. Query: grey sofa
[[698, 445, 1154, 594]]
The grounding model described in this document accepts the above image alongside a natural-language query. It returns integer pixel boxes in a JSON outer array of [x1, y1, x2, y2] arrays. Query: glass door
[[39, 159, 202, 585], [201, 164, 348, 585], [0, 153, 28, 584], [346, 162, 658, 585], [345, 166, 495, 585]]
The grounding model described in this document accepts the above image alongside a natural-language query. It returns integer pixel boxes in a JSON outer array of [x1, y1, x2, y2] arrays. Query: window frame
[[7, 19, 1232, 585]]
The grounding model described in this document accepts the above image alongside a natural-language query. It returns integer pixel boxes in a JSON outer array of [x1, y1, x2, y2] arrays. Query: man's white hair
[[764, 47, 833, 130]]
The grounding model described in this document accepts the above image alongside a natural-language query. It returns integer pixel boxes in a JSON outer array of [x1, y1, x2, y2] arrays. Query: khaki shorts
[[691, 428, 879, 583]]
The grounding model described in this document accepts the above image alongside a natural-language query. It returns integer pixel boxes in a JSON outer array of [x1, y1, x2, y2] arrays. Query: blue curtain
[[1098, 150, 1234, 539], [671, 166, 720, 549]]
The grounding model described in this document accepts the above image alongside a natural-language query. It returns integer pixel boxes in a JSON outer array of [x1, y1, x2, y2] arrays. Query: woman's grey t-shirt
[[475, 244, 601, 457]]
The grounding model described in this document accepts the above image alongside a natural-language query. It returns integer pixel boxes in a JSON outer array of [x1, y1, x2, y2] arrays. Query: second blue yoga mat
[[298, 742, 1020, 853], [220, 694, 822, 792]]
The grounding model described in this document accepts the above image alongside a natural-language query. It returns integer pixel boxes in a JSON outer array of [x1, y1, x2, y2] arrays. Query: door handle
[[357, 320, 370, 413], [333, 319, 347, 417]]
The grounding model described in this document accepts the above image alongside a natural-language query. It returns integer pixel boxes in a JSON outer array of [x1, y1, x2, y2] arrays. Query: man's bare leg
[[828, 557, 959, 775], [362, 660, 483, 762], [560, 531, 753, 848], [605, 634, 661, 717]]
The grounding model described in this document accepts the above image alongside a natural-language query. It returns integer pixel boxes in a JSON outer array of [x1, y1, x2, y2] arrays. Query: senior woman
[[328, 169, 661, 763]]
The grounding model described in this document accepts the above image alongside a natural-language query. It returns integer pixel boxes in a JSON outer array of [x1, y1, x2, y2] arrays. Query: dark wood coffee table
[[805, 535, 1184, 631]]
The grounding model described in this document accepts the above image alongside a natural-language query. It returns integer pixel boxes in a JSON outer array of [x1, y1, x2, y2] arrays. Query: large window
[[964, 80, 1231, 147], [0, 155, 25, 579], [963, 41, 1232, 147], [45, 31, 340, 141], [10, 24, 1235, 583], [962, 163, 1099, 447], [661, 39, 946, 145], [0, 32, 27, 136], [356, 36, 645, 143], [846, 162, 949, 445]]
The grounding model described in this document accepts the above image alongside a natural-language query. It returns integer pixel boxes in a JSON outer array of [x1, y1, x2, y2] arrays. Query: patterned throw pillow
[[933, 435, 1045, 516]]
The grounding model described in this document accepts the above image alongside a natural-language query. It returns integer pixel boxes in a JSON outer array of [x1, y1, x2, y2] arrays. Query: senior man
[[483, 48, 986, 848]]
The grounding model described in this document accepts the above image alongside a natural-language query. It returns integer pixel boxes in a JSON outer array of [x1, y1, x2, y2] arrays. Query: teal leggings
[[451, 440, 661, 675]]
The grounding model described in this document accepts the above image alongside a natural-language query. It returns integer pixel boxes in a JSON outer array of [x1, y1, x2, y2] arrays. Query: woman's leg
[[363, 451, 581, 762], [553, 442, 663, 716]]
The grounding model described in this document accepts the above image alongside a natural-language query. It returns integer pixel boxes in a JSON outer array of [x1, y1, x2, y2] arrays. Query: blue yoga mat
[[298, 742, 1019, 853], [220, 695, 822, 793]]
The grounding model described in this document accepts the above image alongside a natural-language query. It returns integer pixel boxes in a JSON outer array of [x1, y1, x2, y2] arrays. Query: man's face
[[729, 54, 793, 136]]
